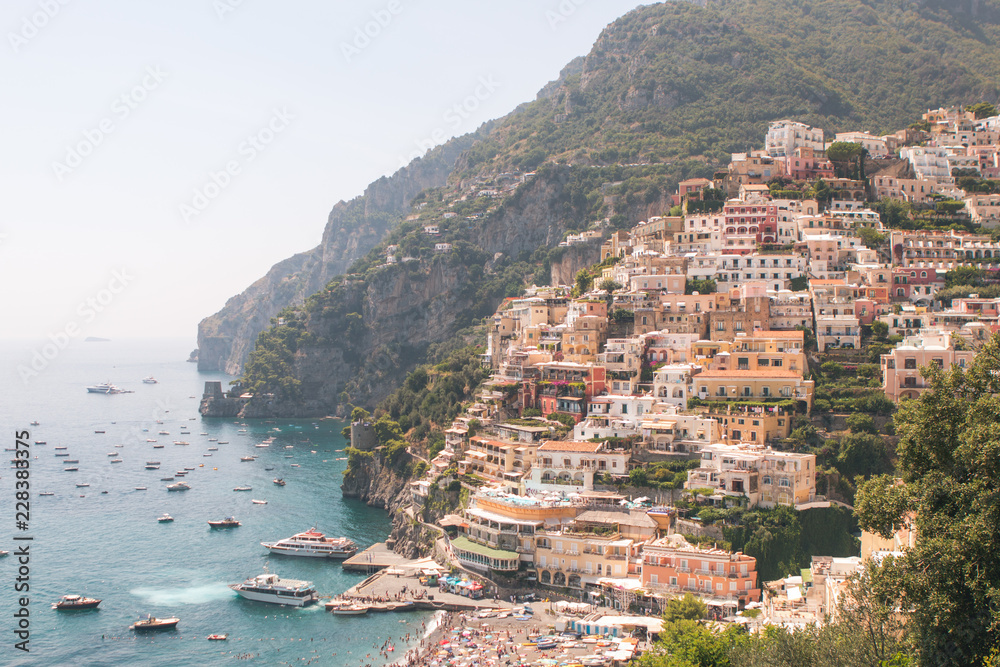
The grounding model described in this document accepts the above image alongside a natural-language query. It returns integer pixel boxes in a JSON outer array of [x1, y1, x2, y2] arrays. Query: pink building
[[880, 331, 975, 401]]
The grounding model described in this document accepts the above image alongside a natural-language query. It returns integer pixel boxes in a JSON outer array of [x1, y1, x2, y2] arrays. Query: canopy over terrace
[[450, 536, 519, 572]]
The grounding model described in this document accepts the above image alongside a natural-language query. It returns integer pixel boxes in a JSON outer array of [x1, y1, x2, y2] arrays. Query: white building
[[765, 120, 825, 158], [527, 440, 631, 492]]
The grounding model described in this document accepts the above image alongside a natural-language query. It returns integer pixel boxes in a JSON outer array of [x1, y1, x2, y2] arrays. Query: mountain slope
[[202, 0, 1000, 401]]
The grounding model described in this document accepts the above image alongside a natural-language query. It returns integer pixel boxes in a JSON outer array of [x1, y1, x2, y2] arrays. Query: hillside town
[[345, 106, 1000, 635]]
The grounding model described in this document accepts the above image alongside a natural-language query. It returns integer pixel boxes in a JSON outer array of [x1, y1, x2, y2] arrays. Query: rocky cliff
[[197, 134, 483, 375]]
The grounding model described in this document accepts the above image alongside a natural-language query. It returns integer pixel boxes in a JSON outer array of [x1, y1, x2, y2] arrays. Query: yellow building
[[692, 370, 814, 411]]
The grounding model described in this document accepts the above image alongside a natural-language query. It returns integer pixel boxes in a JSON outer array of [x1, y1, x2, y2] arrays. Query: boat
[[208, 516, 241, 528], [87, 381, 125, 395], [218, 441, 229, 445], [146, 439, 157, 443], [64, 467, 78, 472], [326, 600, 369, 615], [207, 437, 217, 441], [52, 594, 101, 610], [233, 486, 252, 492], [273, 479, 285, 486], [142, 376, 158, 384], [30, 421, 39, 426], [229, 571, 318, 607], [208, 447, 218, 451], [39, 492, 54, 496], [152, 445, 164, 449], [184, 467, 196, 471], [158, 514, 174, 522], [55, 446, 67, 450], [110, 459, 122, 463], [173, 441, 190, 446], [264, 467, 274, 471], [251, 499, 267, 505], [115, 444, 123, 448], [240, 456, 255, 462], [290, 463, 300, 467], [55, 452, 69, 457], [207, 634, 229, 641], [203, 453, 212, 457], [146, 461, 161, 465], [158, 431, 169, 435], [160, 477, 174, 481], [64, 459, 79, 463], [135, 487, 147, 490], [130, 615, 180, 631], [107, 452, 118, 456], [145, 465, 159, 470], [261, 528, 358, 559], [166, 482, 190, 491], [0, 550, 8, 556], [76, 483, 90, 488], [94, 430, 105, 434], [33, 440, 46, 445]]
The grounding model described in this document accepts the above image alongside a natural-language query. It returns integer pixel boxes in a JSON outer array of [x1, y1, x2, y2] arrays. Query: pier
[[341, 542, 426, 573]]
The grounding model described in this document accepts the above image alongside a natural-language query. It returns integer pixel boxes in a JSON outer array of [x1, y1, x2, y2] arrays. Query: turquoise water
[[0, 339, 427, 666]]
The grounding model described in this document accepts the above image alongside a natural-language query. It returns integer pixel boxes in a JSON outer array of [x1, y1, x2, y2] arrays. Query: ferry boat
[[166, 482, 190, 491], [130, 615, 179, 631], [229, 571, 318, 607], [53, 594, 101, 610], [142, 377, 158, 384], [87, 381, 124, 394], [208, 517, 241, 528], [261, 528, 357, 559]]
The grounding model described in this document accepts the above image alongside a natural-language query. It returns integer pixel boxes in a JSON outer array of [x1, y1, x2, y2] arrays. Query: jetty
[[341, 542, 421, 573]]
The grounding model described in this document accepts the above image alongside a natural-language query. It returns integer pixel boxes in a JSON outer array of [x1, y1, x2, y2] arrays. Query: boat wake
[[130, 582, 235, 606]]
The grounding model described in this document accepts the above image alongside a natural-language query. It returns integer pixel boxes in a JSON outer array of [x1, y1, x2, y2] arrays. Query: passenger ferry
[[261, 528, 357, 559], [229, 571, 318, 606]]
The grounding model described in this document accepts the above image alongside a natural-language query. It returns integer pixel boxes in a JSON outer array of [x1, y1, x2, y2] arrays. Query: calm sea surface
[[0, 338, 427, 666]]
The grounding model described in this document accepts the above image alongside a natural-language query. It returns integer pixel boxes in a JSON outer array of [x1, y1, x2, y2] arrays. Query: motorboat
[[94, 430, 105, 434], [233, 486, 252, 492], [207, 634, 228, 641], [251, 499, 267, 505], [273, 479, 285, 486], [173, 441, 190, 446], [64, 467, 79, 472], [261, 528, 357, 559], [240, 456, 255, 462], [142, 376, 158, 384], [158, 514, 174, 522], [110, 459, 122, 463], [230, 571, 318, 607], [30, 421, 39, 426], [208, 517, 241, 528], [39, 492, 54, 496], [87, 381, 125, 394], [326, 600, 369, 615], [135, 487, 147, 490], [130, 615, 179, 631], [145, 465, 160, 470], [107, 452, 118, 456], [53, 594, 101, 610], [166, 482, 190, 491], [161, 477, 175, 481], [76, 483, 90, 488]]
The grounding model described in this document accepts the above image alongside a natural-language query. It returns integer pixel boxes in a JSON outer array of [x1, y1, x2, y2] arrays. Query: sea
[[0, 338, 431, 667]]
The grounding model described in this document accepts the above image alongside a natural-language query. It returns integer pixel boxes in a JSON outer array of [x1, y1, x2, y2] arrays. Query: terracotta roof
[[539, 440, 603, 453]]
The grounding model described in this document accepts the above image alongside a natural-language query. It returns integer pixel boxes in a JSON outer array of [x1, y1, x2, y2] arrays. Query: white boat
[[158, 514, 174, 522], [145, 465, 159, 470], [251, 499, 267, 505], [326, 600, 369, 615], [131, 615, 179, 631], [166, 482, 190, 491], [110, 459, 122, 463], [233, 486, 252, 492], [261, 528, 357, 559], [240, 456, 255, 462], [135, 487, 147, 490], [229, 571, 318, 606], [30, 421, 40, 426], [173, 441, 190, 446], [142, 377, 158, 384], [87, 381, 124, 394], [39, 492, 54, 496], [64, 467, 79, 472]]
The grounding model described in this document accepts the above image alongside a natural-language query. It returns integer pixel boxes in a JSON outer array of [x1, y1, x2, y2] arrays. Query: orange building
[[641, 539, 760, 608]]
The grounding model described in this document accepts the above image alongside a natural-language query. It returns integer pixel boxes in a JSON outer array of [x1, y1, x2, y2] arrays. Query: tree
[[966, 102, 997, 119], [637, 619, 735, 667], [856, 227, 887, 249], [598, 278, 623, 293], [629, 467, 649, 488], [944, 266, 985, 289], [663, 593, 708, 622], [687, 278, 717, 294], [836, 432, 892, 479], [350, 406, 371, 423], [845, 413, 878, 435], [871, 320, 889, 341], [575, 268, 594, 294], [854, 333, 1000, 664], [827, 141, 864, 162]]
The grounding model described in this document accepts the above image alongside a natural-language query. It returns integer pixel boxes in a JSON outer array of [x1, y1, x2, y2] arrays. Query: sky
[[1, 0, 651, 346]]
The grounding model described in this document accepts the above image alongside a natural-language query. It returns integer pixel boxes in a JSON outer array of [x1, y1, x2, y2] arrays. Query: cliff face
[[196, 134, 482, 375]]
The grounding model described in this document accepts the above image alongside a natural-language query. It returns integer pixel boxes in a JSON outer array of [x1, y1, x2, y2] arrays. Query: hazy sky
[[1, 0, 649, 346]]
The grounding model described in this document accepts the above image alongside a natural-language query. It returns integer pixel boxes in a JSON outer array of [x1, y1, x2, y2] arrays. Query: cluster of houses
[[391, 108, 999, 626]]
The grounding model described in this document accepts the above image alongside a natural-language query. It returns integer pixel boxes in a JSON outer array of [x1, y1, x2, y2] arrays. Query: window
[[904, 358, 917, 369]]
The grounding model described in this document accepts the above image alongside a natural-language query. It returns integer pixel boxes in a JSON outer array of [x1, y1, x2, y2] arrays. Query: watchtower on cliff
[[350, 420, 377, 451]]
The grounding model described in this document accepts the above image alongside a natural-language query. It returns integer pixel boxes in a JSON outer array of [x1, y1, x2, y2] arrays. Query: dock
[[342, 542, 422, 573]]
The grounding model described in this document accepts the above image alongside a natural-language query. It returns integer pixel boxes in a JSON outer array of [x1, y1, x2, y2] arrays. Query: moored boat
[[130, 615, 179, 631], [273, 478, 285, 486], [158, 514, 174, 522], [261, 528, 357, 559], [53, 594, 101, 610], [142, 376, 158, 384], [166, 482, 190, 491], [230, 571, 318, 607], [207, 633, 228, 641], [208, 516, 241, 528], [325, 600, 369, 615]]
